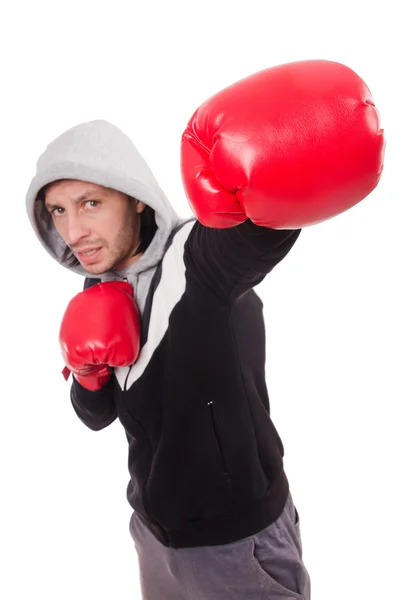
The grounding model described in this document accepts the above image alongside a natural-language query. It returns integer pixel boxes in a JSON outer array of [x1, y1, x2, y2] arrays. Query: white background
[[1, 1, 396, 598]]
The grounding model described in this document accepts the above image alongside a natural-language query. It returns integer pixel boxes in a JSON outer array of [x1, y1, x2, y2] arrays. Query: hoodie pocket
[[207, 400, 231, 482]]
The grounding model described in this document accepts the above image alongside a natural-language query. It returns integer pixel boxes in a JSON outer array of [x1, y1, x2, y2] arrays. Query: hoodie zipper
[[207, 400, 231, 481]]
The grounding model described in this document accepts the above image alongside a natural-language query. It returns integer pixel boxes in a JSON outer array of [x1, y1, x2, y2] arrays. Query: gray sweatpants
[[129, 493, 311, 599]]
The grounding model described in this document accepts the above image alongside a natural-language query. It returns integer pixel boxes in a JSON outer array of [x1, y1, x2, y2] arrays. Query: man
[[26, 60, 384, 599]]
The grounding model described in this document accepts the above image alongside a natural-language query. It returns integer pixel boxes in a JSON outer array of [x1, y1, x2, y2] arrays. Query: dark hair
[[133, 203, 157, 255], [37, 186, 158, 269]]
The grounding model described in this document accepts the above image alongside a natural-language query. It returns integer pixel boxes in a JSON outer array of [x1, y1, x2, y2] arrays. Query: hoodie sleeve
[[184, 219, 301, 302], [70, 374, 118, 431]]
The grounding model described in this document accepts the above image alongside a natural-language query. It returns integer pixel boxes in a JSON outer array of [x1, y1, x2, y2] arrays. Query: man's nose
[[65, 215, 90, 246]]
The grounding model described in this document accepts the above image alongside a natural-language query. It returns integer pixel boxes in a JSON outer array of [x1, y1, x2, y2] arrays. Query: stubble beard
[[82, 213, 140, 274]]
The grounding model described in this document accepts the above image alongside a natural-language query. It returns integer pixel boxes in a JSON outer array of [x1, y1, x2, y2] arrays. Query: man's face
[[44, 180, 145, 274]]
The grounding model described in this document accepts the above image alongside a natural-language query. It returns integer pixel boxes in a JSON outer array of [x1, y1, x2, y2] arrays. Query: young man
[[25, 60, 383, 600]]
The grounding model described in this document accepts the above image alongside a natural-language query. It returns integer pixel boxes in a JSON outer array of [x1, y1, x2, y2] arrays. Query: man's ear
[[136, 200, 146, 214]]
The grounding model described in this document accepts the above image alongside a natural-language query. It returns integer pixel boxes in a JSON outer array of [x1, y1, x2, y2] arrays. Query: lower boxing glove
[[59, 280, 140, 391]]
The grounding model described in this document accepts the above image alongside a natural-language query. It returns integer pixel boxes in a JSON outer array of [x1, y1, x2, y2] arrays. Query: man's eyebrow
[[44, 191, 104, 210]]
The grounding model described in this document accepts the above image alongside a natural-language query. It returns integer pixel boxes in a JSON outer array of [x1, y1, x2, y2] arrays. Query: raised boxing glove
[[59, 281, 140, 391], [181, 59, 385, 229]]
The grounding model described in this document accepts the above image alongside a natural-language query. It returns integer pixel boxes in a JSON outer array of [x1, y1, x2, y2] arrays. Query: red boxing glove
[[59, 281, 140, 391], [181, 59, 385, 229]]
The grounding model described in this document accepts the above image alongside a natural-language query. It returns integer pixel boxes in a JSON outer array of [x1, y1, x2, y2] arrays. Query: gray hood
[[25, 119, 185, 308]]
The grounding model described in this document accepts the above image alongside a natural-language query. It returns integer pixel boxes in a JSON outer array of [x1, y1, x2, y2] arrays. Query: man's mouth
[[80, 248, 99, 256], [74, 247, 103, 263]]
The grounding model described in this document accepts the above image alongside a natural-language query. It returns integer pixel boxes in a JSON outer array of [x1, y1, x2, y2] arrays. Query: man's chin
[[78, 260, 111, 275]]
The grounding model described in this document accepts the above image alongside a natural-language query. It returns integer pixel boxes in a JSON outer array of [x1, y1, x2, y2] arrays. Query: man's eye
[[86, 200, 100, 209], [51, 207, 64, 216]]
